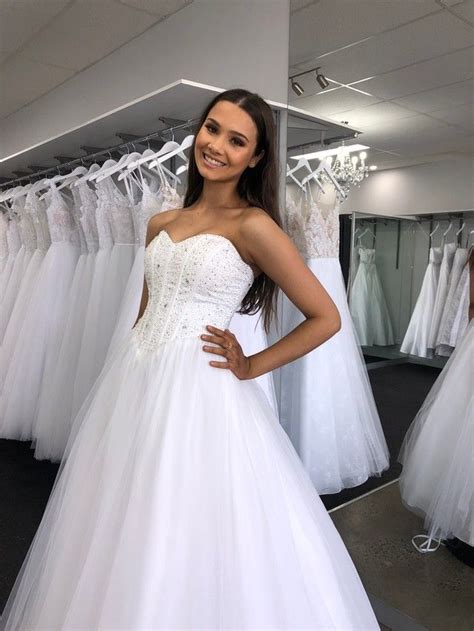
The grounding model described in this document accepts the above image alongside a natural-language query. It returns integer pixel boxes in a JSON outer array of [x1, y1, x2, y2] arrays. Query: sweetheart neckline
[[147, 229, 255, 279]]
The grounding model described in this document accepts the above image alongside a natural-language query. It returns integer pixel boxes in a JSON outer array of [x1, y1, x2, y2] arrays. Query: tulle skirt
[[399, 320, 473, 545], [0, 249, 46, 387], [279, 257, 389, 494], [349, 263, 394, 346], [0, 243, 79, 441], [32, 251, 96, 462], [1, 329, 378, 630]]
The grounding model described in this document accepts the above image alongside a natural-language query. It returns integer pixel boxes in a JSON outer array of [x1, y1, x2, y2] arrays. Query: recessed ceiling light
[[291, 144, 370, 161]]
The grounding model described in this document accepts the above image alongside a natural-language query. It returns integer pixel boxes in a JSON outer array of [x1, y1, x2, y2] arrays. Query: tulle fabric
[[0, 242, 79, 441], [349, 248, 394, 346], [279, 258, 389, 494], [399, 320, 473, 546], [1, 330, 378, 630], [32, 251, 95, 461], [0, 245, 27, 342]]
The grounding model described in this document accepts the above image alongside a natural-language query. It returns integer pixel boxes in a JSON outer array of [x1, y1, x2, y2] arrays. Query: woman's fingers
[[202, 345, 227, 356]]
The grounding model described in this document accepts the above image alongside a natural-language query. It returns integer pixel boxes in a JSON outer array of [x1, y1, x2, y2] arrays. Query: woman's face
[[194, 100, 263, 183]]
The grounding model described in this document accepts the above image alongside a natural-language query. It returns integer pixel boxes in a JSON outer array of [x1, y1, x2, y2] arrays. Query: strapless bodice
[[358, 247, 375, 264], [133, 231, 254, 352]]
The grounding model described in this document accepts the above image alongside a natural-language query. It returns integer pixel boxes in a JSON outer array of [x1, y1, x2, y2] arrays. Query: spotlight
[[291, 79, 304, 96], [315, 67, 329, 90], [369, 165, 378, 171]]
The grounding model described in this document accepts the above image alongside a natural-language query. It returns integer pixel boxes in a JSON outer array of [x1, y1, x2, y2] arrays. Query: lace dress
[[400, 247, 442, 358], [0, 185, 80, 441], [1, 230, 378, 630], [277, 192, 389, 494], [0, 214, 21, 303], [436, 247, 469, 356], [350, 246, 394, 346], [0, 191, 49, 388], [427, 242, 457, 349], [0, 212, 8, 275], [33, 184, 98, 461]]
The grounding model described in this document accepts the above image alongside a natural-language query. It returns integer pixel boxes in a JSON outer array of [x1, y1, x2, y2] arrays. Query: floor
[[330, 481, 474, 631]]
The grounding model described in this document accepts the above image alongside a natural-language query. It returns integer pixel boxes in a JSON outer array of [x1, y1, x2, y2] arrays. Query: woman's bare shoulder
[[145, 209, 182, 246]]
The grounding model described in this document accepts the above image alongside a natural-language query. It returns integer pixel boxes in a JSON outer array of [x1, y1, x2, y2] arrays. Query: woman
[[1, 89, 378, 630]]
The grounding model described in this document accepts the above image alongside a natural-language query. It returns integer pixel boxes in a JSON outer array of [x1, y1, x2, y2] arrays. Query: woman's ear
[[249, 150, 265, 169]]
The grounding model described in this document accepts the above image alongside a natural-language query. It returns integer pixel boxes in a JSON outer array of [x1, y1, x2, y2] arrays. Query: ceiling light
[[369, 165, 378, 171], [291, 144, 370, 161], [291, 79, 304, 96], [315, 67, 330, 90]]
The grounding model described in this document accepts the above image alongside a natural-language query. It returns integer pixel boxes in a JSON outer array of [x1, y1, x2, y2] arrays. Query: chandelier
[[327, 144, 371, 196]]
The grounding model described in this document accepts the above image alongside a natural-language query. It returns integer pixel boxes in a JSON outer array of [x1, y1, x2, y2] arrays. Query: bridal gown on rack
[[279, 192, 389, 494], [0, 212, 8, 275], [436, 247, 469, 356], [32, 183, 98, 461], [0, 214, 21, 302], [0, 230, 378, 630], [0, 185, 79, 441], [350, 246, 394, 346], [400, 246, 442, 358], [399, 320, 474, 546], [427, 242, 457, 350]]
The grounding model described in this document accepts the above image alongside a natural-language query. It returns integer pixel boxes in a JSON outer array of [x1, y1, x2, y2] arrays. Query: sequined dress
[[1, 230, 378, 630]]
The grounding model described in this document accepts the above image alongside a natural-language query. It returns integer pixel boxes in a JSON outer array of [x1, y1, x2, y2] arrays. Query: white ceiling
[[289, 0, 474, 169], [0, 0, 193, 119]]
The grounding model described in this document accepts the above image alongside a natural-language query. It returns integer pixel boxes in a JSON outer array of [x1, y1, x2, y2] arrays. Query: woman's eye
[[205, 124, 217, 133], [231, 137, 245, 147]]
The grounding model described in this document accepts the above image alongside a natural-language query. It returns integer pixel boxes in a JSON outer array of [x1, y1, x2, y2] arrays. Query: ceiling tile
[[393, 79, 474, 113], [366, 47, 474, 99], [19, 0, 159, 71], [439, 0, 466, 6], [290, 0, 439, 66], [428, 102, 474, 127], [0, 1, 69, 54], [0, 57, 74, 118], [450, 0, 474, 23], [117, 0, 193, 16], [289, 86, 381, 117], [311, 11, 474, 85], [336, 101, 422, 129]]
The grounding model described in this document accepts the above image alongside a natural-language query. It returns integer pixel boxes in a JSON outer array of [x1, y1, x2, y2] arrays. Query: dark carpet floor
[[0, 361, 440, 610]]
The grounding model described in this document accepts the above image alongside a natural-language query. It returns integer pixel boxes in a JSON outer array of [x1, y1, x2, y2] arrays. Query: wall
[[344, 157, 473, 216], [1, 0, 290, 160]]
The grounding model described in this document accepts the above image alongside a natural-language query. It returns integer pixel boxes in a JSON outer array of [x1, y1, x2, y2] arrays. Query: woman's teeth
[[203, 152, 226, 167]]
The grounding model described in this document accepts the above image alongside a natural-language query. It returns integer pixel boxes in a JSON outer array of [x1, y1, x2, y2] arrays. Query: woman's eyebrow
[[207, 117, 249, 142]]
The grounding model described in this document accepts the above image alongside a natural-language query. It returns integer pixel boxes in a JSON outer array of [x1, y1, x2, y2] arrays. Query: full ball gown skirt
[[1, 230, 378, 630], [349, 247, 394, 346], [399, 320, 474, 546], [400, 246, 442, 358]]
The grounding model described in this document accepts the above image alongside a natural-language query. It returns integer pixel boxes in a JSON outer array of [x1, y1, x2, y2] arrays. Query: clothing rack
[[0, 117, 199, 190]]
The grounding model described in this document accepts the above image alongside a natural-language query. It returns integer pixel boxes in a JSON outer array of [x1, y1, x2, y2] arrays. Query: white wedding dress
[[0, 215, 21, 303], [436, 247, 469, 356], [427, 242, 457, 350], [278, 192, 389, 494], [1, 229, 378, 630], [0, 212, 8, 275], [350, 246, 394, 346], [399, 320, 473, 546], [400, 247, 442, 358]]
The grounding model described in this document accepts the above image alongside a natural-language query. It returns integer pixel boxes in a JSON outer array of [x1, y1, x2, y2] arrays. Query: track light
[[291, 79, 304, 96], [315, 67, 329, 90]]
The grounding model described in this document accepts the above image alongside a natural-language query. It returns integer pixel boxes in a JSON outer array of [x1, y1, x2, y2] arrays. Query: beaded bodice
[[132, 179, 164, 247], [18, 204, 37, 252], [0, 213, 8, 263], [76, 181, 99, 252], [6, 217, 21, 255], [133, 230, 254, 352], [45, 186, 79, 245], [358, 247, 375, 265], [70, 187, 88, 254], [285, 195, 339, 259], [95, 177, 135, 245], [25, 190, 50, 251]]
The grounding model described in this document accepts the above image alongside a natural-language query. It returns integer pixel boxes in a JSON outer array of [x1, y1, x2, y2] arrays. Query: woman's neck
[[195, 178, 245, 211]]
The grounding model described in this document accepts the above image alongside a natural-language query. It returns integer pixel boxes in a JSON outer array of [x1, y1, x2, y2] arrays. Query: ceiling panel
[[19, 0, 158, 71], [428, 102, 474, 127], [366, 47, 474, 100], [289, 0, 439, 67], [0, 57, 74, 118], [290, 86, 381, 117], [335, 101, 421, 129], [117, 0, 192, 16], [449, 0, 474, 23], [312, 11, 474, 85], [393, 79, 474, 112]]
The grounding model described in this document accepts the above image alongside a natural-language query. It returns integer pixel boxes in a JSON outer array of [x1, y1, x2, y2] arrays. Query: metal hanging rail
[[0, 117, 199, 190]]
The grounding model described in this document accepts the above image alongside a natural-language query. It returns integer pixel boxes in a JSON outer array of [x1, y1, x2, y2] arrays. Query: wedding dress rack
[[0, 117, 199, 192]]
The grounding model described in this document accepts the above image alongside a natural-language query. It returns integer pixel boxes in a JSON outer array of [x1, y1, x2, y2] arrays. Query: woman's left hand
[[201, 325, 252, 380]]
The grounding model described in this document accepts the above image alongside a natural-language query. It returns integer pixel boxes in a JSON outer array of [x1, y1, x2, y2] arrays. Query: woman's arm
[[241, 210, 341, 379]]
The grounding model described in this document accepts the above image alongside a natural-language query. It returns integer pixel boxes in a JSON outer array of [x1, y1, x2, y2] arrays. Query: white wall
[[1, 0, 290, 160], [344, 157, 474, 216]]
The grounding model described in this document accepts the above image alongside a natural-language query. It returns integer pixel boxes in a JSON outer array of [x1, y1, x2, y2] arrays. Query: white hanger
[[118, 149, 181, 186], [77, 159, 116, 185], [148, 134, 194, 169], [429, 223, 440, 238], [123, 140, 180, 174], [301, 159, 346, 198], [441, 221, 453, 243], [286, 163, 304, 189], [95, 151, 144, 183]]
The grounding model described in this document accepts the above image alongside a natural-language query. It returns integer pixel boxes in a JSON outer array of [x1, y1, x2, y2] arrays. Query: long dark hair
[[183, 88, 281, 333]]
